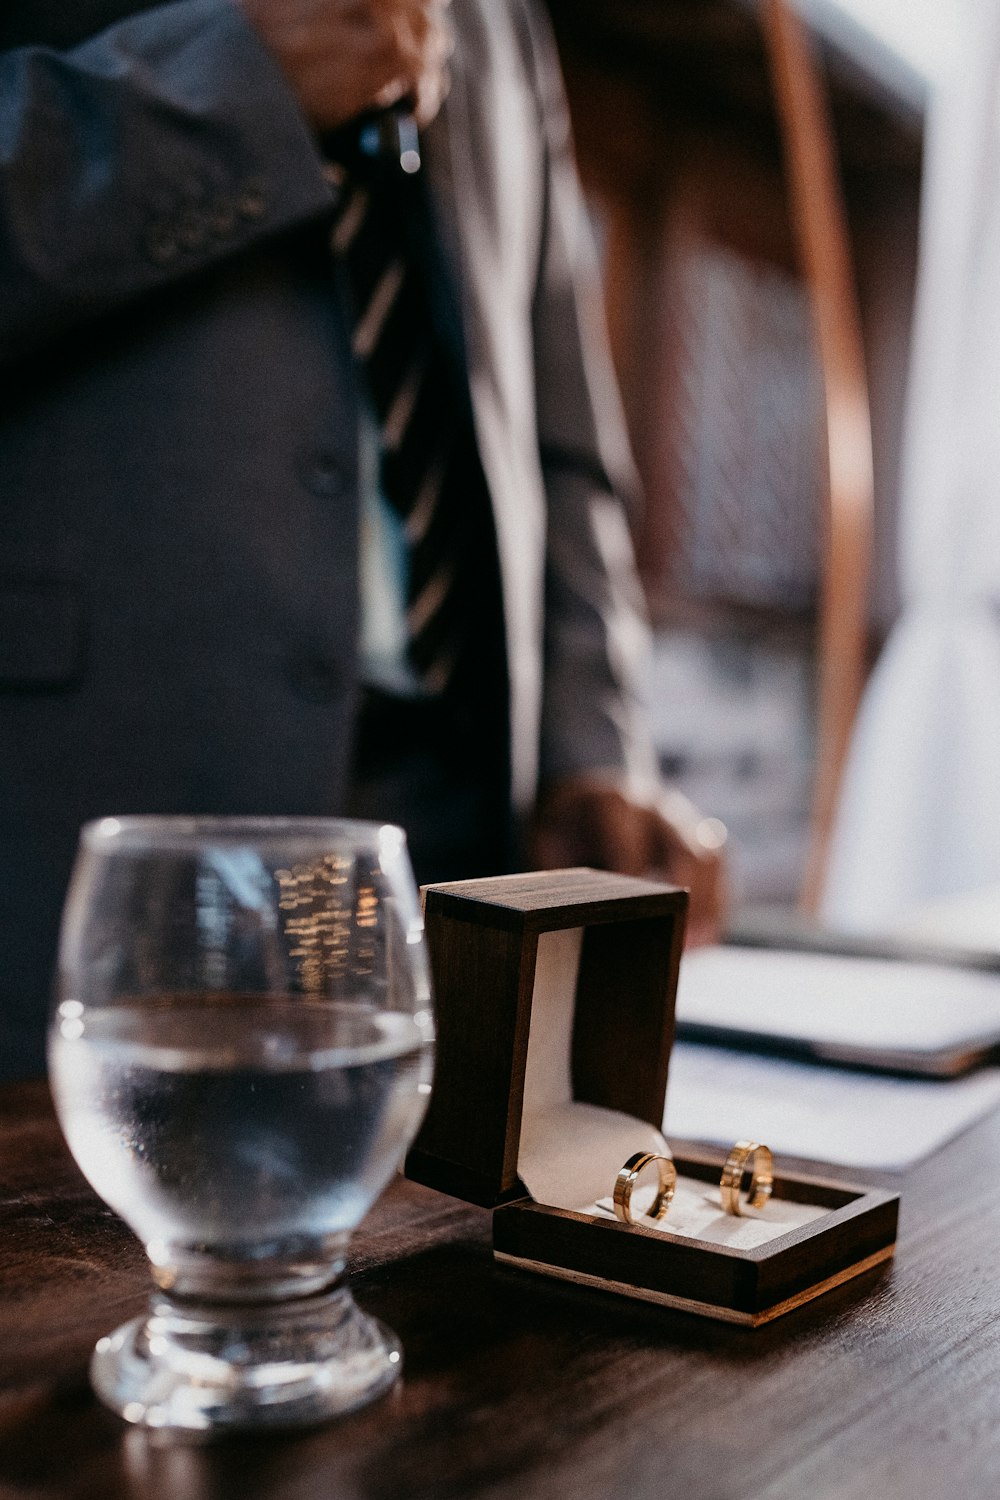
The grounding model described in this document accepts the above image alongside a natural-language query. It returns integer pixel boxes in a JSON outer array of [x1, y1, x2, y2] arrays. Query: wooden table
[[3, 1077, 999, 1499]]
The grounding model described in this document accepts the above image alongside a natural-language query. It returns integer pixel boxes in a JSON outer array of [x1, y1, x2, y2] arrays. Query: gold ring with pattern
[[719, 1139, 774, 1216], [612, 1151, 677, 1226]]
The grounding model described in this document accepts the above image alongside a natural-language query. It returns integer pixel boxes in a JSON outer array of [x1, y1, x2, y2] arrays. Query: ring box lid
[[405, 868, 688, 1208]]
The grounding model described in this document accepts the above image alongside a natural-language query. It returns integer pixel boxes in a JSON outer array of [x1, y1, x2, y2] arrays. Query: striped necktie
[[330, 163, 467, 695]]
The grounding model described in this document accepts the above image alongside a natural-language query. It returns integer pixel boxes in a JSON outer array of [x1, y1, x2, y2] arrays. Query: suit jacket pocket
[[0, 579, 85, 690]]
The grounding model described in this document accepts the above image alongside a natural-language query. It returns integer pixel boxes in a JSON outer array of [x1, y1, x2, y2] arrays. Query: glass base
[[90, 1285, 401, 1435]]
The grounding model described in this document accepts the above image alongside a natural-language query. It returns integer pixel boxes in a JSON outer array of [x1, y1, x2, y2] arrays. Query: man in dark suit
[[0, 0, 726, 1079]]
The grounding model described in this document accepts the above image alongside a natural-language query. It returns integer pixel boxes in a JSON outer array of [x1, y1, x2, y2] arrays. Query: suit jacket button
[[206, 199, 238, 237], [176, 211, 207, 251], [286, 654, 344, 704], [143, 227, 178, 265], [235, 181, 267, 220], [298, 450, 350, 499]]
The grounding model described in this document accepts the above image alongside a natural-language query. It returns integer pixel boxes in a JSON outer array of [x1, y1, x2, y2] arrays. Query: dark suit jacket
[[0, 0, 657, 1078]]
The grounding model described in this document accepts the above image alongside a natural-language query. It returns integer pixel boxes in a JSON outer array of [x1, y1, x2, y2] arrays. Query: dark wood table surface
[[3, 1076, 1000, 1500]]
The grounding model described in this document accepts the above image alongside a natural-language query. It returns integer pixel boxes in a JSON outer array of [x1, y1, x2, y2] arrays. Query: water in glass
[[47, 817, 434, 1434]]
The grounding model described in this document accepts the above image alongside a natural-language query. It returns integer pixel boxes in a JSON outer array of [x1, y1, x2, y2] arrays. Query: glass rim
[[79, 815, 408, 854]]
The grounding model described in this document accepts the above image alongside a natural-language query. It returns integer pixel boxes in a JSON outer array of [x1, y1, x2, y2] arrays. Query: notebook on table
[[675, 944, 1000, 1078]]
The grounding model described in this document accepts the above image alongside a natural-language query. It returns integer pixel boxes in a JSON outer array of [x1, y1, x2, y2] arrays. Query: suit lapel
[[419, 3, 546, 811], [421, 36, 478, 383]]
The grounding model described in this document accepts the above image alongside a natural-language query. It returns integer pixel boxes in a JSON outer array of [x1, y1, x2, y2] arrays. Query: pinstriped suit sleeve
[[517, 0, 661, 796], [0, 0, 334, 365]]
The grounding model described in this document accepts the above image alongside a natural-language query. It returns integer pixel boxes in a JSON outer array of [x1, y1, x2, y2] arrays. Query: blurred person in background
[[0, 0, 726, 1080]]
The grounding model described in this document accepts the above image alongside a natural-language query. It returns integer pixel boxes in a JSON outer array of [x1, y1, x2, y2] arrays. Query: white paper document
[[663, 1040, 1000, 1170]]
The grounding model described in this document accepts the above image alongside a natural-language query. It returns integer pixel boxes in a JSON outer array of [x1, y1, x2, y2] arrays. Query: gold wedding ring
[[719, 1140, 774, 1216], [613, 1151, 677, 1226]]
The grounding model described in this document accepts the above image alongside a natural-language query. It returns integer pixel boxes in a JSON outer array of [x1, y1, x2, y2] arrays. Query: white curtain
[[821, 3, 1000, 931]]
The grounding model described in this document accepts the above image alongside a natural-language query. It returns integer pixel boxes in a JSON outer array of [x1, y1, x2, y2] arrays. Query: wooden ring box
[[406, 869, 899, 1326]]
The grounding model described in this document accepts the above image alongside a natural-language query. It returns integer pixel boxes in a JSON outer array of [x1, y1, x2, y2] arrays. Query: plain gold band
[[719, 1139, 774, 1216], [613, 1151, 677, 1226]]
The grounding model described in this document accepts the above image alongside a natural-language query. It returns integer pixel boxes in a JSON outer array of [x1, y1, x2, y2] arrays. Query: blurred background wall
[[543, 0, 944, 918]]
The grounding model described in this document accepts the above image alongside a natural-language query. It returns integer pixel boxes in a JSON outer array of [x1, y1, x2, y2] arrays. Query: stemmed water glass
[[47, 816, 434, 1435]]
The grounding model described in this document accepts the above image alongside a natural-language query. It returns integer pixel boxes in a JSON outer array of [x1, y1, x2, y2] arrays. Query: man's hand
[[531, 776, 729, 948], [239, 0, 453, 133]]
